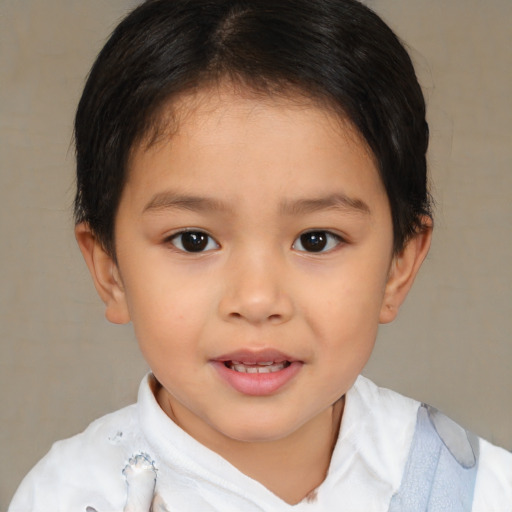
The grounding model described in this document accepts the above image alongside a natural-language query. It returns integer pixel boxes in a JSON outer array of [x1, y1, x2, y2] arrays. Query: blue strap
[[388, 404, 479, 512]]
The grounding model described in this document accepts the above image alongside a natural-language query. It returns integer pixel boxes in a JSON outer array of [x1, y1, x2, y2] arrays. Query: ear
[[75, 223, 130, 325], [379, 218, 432, 324]]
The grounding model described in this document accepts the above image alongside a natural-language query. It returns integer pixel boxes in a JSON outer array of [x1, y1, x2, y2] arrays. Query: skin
[[76, 85, 431, 505]]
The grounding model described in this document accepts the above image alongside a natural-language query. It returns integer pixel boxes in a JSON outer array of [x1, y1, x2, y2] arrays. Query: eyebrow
[[143, 191, 371, 216], [279, 193, 371, 216], [143, 192, 229, 214]]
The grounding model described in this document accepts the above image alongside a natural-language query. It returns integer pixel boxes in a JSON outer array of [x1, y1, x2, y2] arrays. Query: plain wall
[[1, 1, 510, 508]]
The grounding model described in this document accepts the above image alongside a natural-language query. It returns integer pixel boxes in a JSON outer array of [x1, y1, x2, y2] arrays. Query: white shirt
[[9, 374, 512, 511]]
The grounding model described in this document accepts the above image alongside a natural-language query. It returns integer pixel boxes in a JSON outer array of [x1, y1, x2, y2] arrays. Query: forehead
[[136, 82, 374, 163], [124, 84, 386, 214]]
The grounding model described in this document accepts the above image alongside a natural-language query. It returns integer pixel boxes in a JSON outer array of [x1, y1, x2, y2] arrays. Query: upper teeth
[[232, 360, 274, 365], [227, 361, 289, 373]]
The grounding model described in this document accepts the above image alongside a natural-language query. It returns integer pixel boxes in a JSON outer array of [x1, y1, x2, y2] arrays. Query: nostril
[[229, 311, 283, 322]]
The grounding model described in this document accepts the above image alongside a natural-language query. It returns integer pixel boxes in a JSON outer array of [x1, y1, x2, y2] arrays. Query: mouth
[[212, 349, 302, 395], [223, 360, 292, 374]]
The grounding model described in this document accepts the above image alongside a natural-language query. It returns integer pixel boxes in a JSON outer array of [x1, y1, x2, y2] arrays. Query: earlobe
[[379, 218, 433, 324], [75, 223, 131, 325]]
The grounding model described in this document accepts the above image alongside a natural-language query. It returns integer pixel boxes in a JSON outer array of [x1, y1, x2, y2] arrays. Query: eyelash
[[166, 229, 344, 254]]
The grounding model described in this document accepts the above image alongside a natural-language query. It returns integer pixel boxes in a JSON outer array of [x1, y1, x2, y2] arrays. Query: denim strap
[[388, 403, 479, 512]]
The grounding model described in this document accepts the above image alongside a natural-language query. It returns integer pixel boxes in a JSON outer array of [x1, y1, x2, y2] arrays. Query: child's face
[[80, 86, 425, 446]]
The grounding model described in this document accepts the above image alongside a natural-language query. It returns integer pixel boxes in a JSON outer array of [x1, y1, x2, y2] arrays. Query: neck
[[157, 384, 344, 505]]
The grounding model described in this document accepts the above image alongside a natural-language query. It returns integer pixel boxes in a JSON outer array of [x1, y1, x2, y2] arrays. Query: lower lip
[[211, 361, 303, 396]]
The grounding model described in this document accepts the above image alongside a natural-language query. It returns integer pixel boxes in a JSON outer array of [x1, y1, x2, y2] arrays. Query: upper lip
[[213, 349, 299, 364]]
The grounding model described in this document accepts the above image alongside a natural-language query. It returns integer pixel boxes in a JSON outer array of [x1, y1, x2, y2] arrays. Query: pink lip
[[214, 349, 298, 364], [211, 349, 303, 396]]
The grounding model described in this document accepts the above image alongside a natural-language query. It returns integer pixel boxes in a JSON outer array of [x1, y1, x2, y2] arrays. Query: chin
[[213, 414, 306, 444]]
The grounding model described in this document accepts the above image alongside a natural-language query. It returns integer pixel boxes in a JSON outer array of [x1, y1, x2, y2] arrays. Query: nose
[[218, 248, 294, 325]]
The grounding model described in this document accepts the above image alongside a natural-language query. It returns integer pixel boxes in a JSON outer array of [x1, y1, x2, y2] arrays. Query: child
[[9, 0, 512, 510]]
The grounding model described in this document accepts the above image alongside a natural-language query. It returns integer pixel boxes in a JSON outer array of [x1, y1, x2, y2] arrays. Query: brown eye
[[293, 231, 342, 253], [170, 231, 219, 252]]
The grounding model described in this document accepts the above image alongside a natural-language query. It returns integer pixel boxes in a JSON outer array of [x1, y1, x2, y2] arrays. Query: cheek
[[123, 267, 217, 356], [313, 268, 387, 332], [303, 262, 388, 376]]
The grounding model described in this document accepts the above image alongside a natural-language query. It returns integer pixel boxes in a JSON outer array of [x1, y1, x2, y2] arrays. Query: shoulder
[[9, 403, 143, 512], [473, 438, 512, 511], [352, 376, 512, 510]]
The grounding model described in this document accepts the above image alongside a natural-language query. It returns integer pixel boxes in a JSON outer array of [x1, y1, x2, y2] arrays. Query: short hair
[[74, 0, 431, 257]]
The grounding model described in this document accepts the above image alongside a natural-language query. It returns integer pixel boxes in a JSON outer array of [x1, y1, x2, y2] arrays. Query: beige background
[[1, 0, 510, 507]]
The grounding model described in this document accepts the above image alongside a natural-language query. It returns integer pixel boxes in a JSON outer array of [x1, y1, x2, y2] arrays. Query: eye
[[293, 231, 342, 253], [169, 231, 219, 253]]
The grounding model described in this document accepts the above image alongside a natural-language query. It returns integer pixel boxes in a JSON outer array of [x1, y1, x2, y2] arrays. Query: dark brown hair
[[74, 0, 431, 256]]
